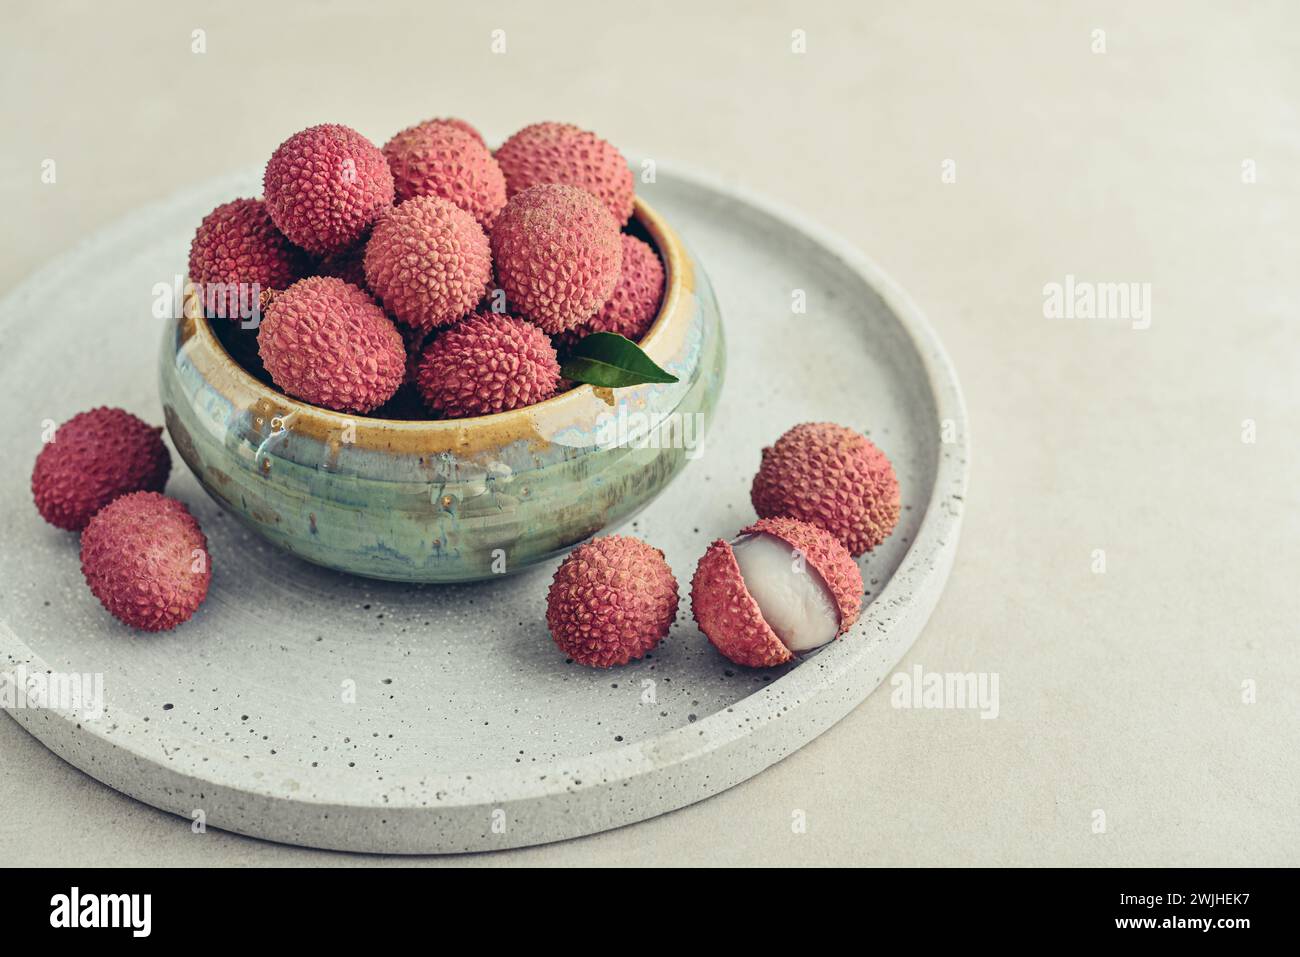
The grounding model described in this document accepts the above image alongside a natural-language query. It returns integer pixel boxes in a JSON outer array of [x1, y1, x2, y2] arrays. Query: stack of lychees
[[31, 407, 210, 632], [187, 119, 666, 418]]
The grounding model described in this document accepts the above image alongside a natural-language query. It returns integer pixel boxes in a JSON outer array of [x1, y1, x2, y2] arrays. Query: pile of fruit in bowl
[[189, 119, 673, 418]]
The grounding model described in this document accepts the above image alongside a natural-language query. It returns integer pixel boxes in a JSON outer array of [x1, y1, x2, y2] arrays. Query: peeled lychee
[[80, 492, 210, 631], [691, 516, 863, 668], [751, 422, 901, 557], [257, 276, 405, 413], [558, 234, 664, 350], [263, 124, 395, 255], [188, 198, 308, 321], [414, 312, 560, 418], [494, 122, 635, 224], [383, 120, 507, 229], [490, 184, 622, 334], [31, 408, 171, 532], [364, 194, 493, 331], [547, 536, 679, 668]]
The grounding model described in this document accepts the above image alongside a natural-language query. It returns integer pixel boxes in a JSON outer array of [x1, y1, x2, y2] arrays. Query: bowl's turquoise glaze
[[159, 198, 724, 582]]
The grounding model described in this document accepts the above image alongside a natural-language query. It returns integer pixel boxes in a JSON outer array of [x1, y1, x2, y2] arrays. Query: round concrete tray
[[0, 163, 968, 853]]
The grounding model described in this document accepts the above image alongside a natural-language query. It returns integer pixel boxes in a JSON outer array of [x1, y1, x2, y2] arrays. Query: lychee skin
[[415, 313, 560, 418], [557, 234, 664, 351], [547, 536, 679, 668], [31, 408, 171, 532], [435, 117, 486, 145], [80, 492, 210, 632], [263, 124, 395, 255], [383, 121, 507, 229], [692, 538, 791, 668], [364, 194, 493, 331], [257, 277, 405, 413], [495, 122, 635, 224], [188, 198, 308, 321], [751, 423, 901, 557], [691, 517, 863, 669], [490, 184, 622, 334]]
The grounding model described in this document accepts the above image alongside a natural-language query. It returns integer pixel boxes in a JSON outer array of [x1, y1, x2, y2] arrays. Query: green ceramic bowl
[[158, 198, 725, 582]]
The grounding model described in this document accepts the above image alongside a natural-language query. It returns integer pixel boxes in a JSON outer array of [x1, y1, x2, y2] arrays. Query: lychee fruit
[[31, 407, 171, 532], [383, 120, 507, 229], [494, 122, 635, 224], [490, 184, 622, 334], [188, 198, 308, 321], [263, 124, 395, 255], [546, 536, 679, 668], [364, 194, 493, 331], [751, 423, 901, 557], [257, 276, 405, 413], [435, 117, 486, 145], [80, 492, 211, 631], [691, 516, 863, 668], [414, 312, 560, 418], [557, 234, 664, 350]]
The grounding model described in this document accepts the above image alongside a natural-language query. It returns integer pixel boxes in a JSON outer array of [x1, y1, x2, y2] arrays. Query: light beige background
[[2, 0, 1297, 866]]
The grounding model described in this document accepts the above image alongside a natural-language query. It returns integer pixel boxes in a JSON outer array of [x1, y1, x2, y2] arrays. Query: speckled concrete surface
[[2, 0, 1298, 865], [0, 163, 966, 851]]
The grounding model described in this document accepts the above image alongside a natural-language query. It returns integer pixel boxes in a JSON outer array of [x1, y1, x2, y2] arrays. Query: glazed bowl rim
[[181, 194, 691, 433]]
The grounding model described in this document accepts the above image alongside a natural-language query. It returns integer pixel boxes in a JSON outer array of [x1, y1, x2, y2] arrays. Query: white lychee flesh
[[730, 532, 839, 652]]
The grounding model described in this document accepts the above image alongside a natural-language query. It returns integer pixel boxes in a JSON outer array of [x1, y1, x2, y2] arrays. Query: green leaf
[[559, 332, 679, 388]]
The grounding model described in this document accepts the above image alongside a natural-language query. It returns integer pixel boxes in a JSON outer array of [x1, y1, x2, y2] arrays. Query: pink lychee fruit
[[80, 491, 211, 631], [556, 234, 664, 351], [490, 184, 622, 334], [546, 535, 679, 668], [414, 312, 560, 418], [188, 198, 309, 321], [494, 122, 635, 224], [256, 276, 405, 413], [364, 194, 493, 331], [431, 117, 485, 145], [263, 124, 395, 255], [383, 120, 507, 229], [31, 408, 171, 532], [691, 516, 863, 668], [751, 422, 901, 556]]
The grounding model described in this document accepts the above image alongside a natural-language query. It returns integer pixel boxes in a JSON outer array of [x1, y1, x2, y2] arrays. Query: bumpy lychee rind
[[546, 536, 679, 668], [263, 124, 395, 255], [558, 234, 664, 350], [257, 276, 405, 413], [690, 517, 864, 668], [80, 492, 210, 632], [490, 184, 622, 334], [691, 539, 792, 668], [415, 313, 560, 418], [494, 122, 635, 224], [750, 422, 901, 556], [31, 408, 171, 532], [188, 198, 308, 321], [383, 121, 507, 229], [437, 117, 486, 145], [364, 194, 493, 331]]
